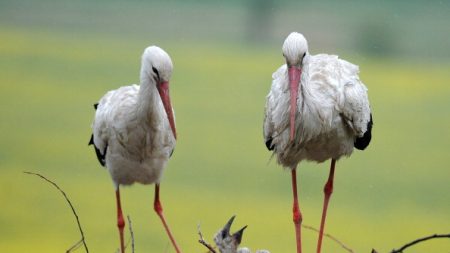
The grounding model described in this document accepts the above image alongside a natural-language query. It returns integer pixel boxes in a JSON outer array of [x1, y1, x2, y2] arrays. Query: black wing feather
[[265, 137, 275, 151], [354, 114, 373, 150], [89, 134, 107, 167], [89, 102, 107, 166]]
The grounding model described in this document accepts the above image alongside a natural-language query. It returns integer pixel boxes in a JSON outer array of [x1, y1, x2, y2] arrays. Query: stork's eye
[[152, 66, 160, 80], [302, 52, 306, 58]]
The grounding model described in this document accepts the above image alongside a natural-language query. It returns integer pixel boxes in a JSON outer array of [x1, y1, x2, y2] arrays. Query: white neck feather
[[136, 73, 159, 121]]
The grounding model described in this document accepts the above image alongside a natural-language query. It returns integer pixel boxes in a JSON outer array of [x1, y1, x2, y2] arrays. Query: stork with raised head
[[263, 32, 373, 253], [89, 46, 181, 253]]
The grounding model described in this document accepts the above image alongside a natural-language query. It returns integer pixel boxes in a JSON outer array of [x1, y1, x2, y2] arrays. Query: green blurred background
[[1, 0, 449, 252]]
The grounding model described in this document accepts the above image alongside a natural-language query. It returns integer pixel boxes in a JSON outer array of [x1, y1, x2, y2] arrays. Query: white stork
[[263, 32, 373, 253], [89, 46, 181, 253]]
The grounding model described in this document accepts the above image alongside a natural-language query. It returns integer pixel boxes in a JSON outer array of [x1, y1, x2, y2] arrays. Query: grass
[[1, 26, 450, 253]]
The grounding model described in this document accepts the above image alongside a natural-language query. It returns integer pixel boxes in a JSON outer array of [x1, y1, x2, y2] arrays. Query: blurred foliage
[[1, 0, 449, 58], [1, 0, 450, 252], [356, 17, 398, 57]]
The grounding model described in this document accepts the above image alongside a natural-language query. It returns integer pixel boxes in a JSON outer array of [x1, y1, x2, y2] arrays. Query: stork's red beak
[[157, 81, 177, 140], [288, 66, 301, 141]]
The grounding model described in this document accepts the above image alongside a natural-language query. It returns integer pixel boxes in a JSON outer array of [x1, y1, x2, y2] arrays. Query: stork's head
[[214, 216, 248, 253], [142, 46, 173, 82], [282, 32, 308, 141], [282, 32, 308, 67], [141, 46, 177, 139]]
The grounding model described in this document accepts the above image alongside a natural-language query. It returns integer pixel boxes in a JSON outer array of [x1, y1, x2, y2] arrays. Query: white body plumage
[[91, 46, 176, 187], [264, 33, 372, 168]]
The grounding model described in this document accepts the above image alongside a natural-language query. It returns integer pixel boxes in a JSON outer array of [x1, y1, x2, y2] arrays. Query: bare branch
[[24, 171, 89, 253], [302, 224, 354, 253], [391, 233, 450, 253], [115, 218, 135, 253], [127, 215, 135, 253], [197, 223, 217, 253], [164, 242, 171, 253], [66, 239, 83, 253]]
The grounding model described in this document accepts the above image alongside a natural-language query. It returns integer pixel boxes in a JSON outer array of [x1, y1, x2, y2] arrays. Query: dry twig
[[164, 242, 171, 253], [302, 224, 354, 253], [390, 233, 450, 253], [197, 223, 217, 253], [127, 215, 135, 253], [24, 171, 89, 253], [66, 239, 83, 253], [115, 218, 135, 253]]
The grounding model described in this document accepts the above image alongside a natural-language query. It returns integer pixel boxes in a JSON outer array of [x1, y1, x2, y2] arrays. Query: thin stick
[[302, 224, 354, 253], [164, 242, 171, 253], [24, 171, 89, 253], [197, 223, 217, 253], [127, 215, 135, 253], [391, 233, 450, 253], [66, 239, 83, 253], [115, 217, 135, 253]]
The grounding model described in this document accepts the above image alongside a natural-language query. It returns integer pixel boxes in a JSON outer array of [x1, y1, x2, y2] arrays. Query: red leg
[[291, 168, 303, 253], [316, 159, 336, 253], [154, 184, 182, 253], [115, 189, 126, 253]]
